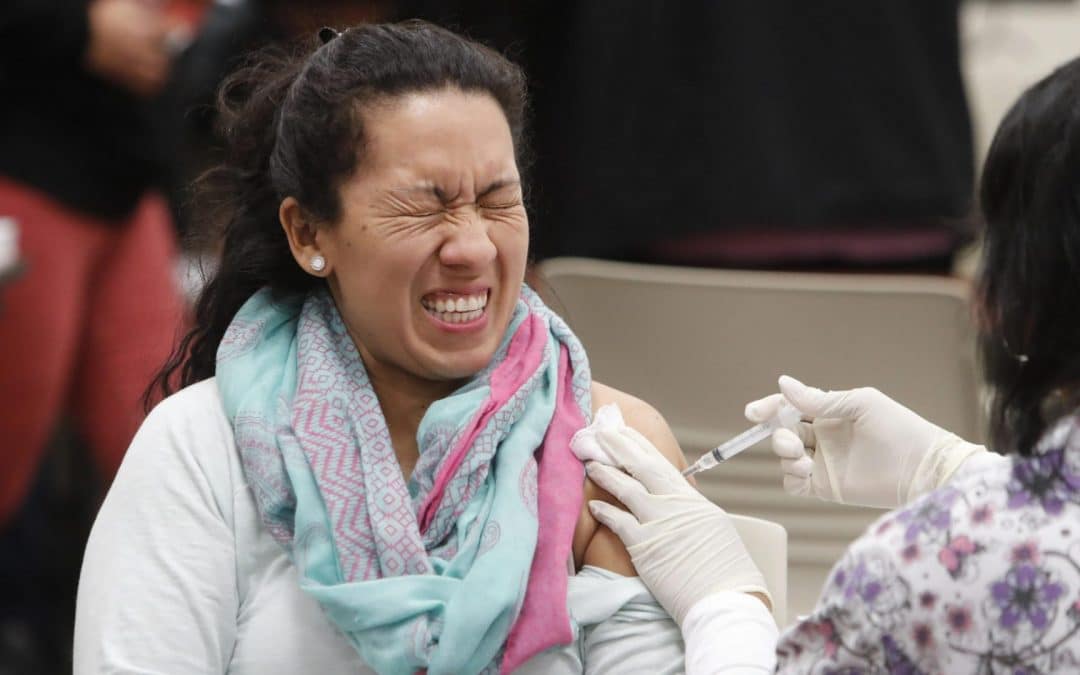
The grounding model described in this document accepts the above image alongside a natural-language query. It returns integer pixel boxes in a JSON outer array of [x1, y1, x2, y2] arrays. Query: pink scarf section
[[415, 314, 587, 672]]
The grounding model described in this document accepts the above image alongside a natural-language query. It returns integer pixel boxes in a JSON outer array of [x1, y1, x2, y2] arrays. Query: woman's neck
[[370, 367, 459, 429], [360, 351, 463, 477]]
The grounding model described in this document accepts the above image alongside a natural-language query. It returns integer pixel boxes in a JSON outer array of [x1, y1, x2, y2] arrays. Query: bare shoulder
[[590, 382, 689, 471], [572, 382, 688, 576]]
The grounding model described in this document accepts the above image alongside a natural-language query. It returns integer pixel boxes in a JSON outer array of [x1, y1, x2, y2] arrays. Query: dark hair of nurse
[[978, 55, 1080, 455]]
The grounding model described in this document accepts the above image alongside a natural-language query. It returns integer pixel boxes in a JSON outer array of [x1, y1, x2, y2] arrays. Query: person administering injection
[[573, 376, 1003, 673], [570, 56, 1080, 673]]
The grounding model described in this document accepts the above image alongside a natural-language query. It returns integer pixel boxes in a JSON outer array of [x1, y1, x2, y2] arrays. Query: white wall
[[962, 0, 1080, 161]]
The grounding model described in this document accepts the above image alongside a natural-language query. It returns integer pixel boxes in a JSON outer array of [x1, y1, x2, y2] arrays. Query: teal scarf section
[[216, 287, 591, 674]]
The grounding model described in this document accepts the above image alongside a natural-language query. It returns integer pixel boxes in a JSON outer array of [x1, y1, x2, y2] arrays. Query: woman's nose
[[439, 216, 497, 269]]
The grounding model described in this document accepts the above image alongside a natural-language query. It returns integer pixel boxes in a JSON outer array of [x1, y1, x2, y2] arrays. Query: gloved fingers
[[780, 455, 814, 479], [613, 426, 692, 494], [588, 500, 642, 547], [782, 472, 813, 497], [569, 403, 626, 466], [585, 461, 656, 518], [772, 428, 809, 460], [569, 427, 612, 466], [744, 393, 786, 423], [793, 421, 816, 450], [778, 375, 864, 420], [592, 427, 650, 470], [613, 425, 668, 469], [593, 427, 690, 496]]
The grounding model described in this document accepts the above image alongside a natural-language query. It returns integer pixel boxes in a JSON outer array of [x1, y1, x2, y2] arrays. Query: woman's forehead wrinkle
[[412, 175, 471, 205], [478, 179, 520, 197], [379, 189, 420, 212], [386, 184, 439, 200], [377, 164, 520, 211], [434, 183, 463, 205]]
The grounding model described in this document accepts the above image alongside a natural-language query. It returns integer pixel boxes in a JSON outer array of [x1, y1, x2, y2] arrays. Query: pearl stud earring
[[309, 255, 326, 273]]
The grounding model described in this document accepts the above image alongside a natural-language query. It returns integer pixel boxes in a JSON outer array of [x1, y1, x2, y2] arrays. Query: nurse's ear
[[280, 196, 333, 276]]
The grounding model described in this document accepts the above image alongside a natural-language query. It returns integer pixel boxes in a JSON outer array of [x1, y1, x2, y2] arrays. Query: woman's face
[[316, 89, 528, 385]]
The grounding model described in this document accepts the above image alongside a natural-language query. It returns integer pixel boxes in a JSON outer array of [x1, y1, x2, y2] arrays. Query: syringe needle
[[681, 402, 801, 478]]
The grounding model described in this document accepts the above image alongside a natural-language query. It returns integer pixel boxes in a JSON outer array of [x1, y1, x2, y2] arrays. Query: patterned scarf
[[216, 286, 591, 674]]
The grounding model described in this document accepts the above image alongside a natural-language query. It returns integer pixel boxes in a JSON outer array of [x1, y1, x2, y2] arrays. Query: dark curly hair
[[977, 56, 1080, 455], [148, 21, 529, 404]]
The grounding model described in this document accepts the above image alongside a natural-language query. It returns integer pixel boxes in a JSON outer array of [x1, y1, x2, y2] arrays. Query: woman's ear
[[280, 196, 331, 276]]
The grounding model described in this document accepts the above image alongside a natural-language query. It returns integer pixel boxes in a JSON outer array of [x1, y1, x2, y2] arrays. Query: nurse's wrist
[[684, 591, 777, 630], [907, 434, 987, 502], [746, 591, 771, 612], [698, 586, 772, 620]]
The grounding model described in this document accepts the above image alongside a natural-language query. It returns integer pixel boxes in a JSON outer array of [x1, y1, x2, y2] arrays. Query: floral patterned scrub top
[[776, 414, 1080, 674]]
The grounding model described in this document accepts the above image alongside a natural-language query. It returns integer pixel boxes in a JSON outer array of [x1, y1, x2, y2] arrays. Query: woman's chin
[[412, 314, 510, 379], [407, 340, 498, 383]]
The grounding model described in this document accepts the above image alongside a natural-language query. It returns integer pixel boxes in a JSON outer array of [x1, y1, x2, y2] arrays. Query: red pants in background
[[0, 178, 186, 527]]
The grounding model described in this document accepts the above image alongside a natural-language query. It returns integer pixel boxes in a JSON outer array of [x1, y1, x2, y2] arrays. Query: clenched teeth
[[428, 308, 484, 323], [421, 291, 489, 322]]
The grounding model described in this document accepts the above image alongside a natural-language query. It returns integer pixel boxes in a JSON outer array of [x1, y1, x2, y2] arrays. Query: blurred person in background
[[154, 1, 383, 244], [0, 0, 187, 671], [396, 1, 974, 272]]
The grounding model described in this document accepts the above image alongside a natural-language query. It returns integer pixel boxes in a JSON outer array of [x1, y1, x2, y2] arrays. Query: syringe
[[682, 402, 801, 477]]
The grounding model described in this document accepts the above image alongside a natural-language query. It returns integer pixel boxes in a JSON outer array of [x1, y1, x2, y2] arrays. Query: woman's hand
[[572, 424, 770, 626], [747, 375, 987, 508]]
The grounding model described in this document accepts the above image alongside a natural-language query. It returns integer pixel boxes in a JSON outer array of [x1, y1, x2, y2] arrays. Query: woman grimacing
[[580, 56, 1080, 673], [72, 22, 772, 674]]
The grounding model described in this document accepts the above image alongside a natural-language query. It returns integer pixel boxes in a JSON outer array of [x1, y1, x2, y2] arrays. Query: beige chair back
[[538, 257, 981, 622], [730, 513, 787, 625]]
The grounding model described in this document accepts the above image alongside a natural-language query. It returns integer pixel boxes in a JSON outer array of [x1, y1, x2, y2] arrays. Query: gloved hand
[[746, 375, 987, 508], [572, 422, 771, 627]]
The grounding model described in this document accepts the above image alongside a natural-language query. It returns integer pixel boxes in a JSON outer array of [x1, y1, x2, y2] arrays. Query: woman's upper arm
[[590, 382, 689, 470], [74, 391, 239, 674], [574, 382, 689, 573]]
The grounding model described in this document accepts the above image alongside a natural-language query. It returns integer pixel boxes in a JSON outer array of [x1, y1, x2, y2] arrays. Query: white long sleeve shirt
[[79, 379, 776, 673]]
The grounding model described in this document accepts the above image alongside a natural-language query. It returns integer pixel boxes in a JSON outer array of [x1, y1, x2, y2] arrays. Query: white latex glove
[[572, 422, 770, 626], [746, 375, 987, 508]]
